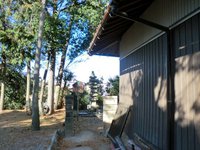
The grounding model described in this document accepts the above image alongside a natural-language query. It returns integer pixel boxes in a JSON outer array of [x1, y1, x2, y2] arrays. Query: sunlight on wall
[[120, 73, 133, 106], [175, 53, 200, 127], [154, 77, 167, 111], [131, 70, 143, 100]]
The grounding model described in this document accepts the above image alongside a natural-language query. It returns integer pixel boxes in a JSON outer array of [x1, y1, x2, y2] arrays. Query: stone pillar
[[65, 95, 74, 136]]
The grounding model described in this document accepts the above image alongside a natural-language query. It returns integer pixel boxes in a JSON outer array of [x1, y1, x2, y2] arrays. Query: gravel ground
[[0, 110, 111, 150], [0, 109, 65, 150], [60, 116, 111, 150]]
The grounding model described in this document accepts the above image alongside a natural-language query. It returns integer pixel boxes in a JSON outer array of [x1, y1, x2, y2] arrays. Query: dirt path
[[60, 117, 111, 150], [0, 109, 65, 150], [0, 110, 111, 150]]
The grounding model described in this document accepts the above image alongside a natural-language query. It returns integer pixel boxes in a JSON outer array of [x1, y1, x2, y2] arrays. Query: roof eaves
[[88, 5, 111, 55]]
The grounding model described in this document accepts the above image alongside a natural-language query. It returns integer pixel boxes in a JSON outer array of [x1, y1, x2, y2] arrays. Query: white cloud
[[69, 54, 119, 83]]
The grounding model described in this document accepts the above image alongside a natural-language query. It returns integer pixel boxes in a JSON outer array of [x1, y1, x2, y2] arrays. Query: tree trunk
[[0, 51, 6, 113], [54, 86, 60, 109], [39, 54, 50, 114], [25, 61, 31, 113], [0, 82, 5, 113], [47, 50, 55, 115], [55, 15, 74, 109], [31, 0, 46, 131], [59, 80, 67, 107], [54, 45, 67, 109]]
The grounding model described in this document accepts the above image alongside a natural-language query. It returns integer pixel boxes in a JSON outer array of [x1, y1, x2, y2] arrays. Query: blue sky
[[38, 52, 119, 84], [68, 53, 119, 83]]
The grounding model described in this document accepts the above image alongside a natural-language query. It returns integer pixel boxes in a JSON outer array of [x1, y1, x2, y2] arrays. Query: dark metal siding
[[120, 34, 168, 150], [119, 11, 200, 150], [173, 13, 200, 150]]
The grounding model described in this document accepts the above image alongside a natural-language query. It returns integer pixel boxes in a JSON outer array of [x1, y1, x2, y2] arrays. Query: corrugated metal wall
[[120, 12, 200, 150], [120, 34, 168, 149], [173, 13, 200, 150], [120, 0, 200, 58]]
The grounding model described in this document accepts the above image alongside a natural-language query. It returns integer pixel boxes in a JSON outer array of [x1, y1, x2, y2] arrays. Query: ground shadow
[[0, 109, 65, 150]]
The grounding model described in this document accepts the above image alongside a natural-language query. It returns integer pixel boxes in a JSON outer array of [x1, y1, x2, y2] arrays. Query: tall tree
[[54, 11, 75, 109], [0, 0, 12, 112], [31, 0, 46, 130], [106, 75, 119, 96], [47, 50, 55, 114], [14, 2, 41, 114], [59, 69, 74, 105], [54, 46, 67, 109], [25, 60, 31, 113], [0, 82, 4, 112], [45, 0, 62, 114], [0, 0, 107, 114], [39, 53, 50, 114], [0, 51, 6, 112], [0, 0, 40, 112], [54, 0, 107, 109]]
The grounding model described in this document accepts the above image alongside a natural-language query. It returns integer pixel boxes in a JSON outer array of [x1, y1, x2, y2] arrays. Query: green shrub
[[2, 67, 26, 109]]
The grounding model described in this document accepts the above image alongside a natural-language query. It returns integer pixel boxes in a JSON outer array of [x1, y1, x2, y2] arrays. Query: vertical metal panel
[[142, 46, 147, 138], [120, 34, 168, 150], [154, 37, 159, 147], [120, 0, 200, 58], [158, 36, 163, 149], [119, 4, 200, 150], [120, 58, 124, 75], [186, 17, 195, 149], [192, 14, 200, 53], [162, 32, 168, 150], [173, 13, 200, 150], [120, 12, 200, 150], [149, 41, 152, 141]]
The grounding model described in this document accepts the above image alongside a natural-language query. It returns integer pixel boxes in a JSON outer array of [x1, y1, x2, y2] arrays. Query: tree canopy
[[106, 75, 119, 96], [0, 0, 109, 112]]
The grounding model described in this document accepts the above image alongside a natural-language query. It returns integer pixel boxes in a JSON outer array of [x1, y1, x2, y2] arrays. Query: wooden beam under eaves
[[101, 24, 130, 37]]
